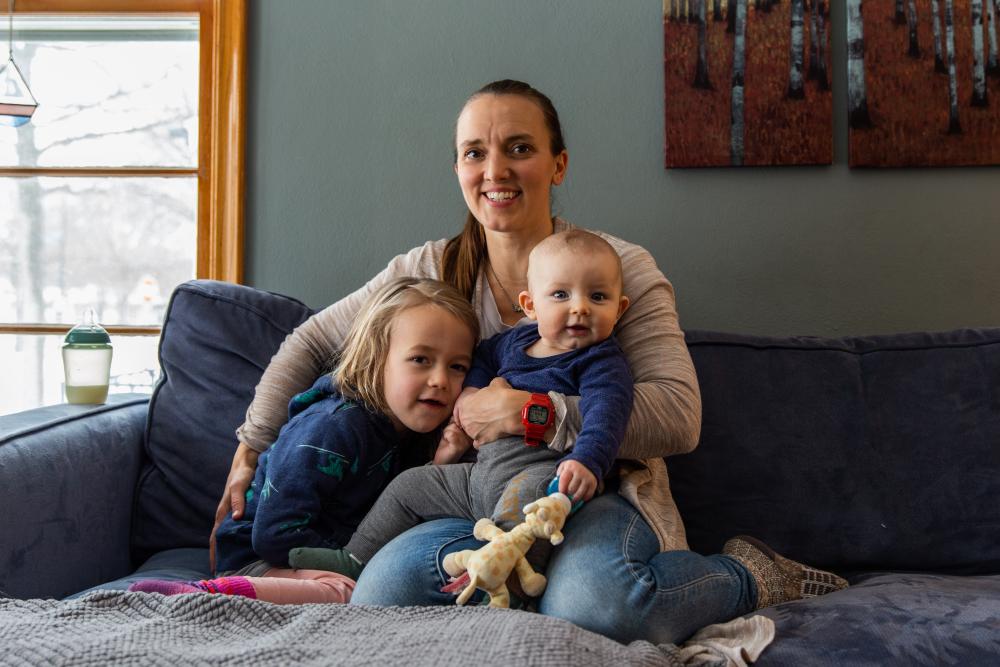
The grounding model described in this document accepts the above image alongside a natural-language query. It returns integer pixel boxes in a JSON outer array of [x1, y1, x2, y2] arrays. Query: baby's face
[[521, 247, 628, 354]]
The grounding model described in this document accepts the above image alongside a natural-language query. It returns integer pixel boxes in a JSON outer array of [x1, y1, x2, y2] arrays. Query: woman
[[215, 79, 846, 644]]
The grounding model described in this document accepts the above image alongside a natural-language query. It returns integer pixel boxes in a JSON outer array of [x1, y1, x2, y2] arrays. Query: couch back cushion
[[672, 328, 1000, 575], [132, 280, 314, 561]]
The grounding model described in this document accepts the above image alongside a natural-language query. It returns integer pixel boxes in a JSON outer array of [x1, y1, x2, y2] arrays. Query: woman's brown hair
[[440, 80, 566, 301]]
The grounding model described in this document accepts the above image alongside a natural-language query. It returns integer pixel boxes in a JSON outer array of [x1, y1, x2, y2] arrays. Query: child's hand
[[434, 421, 472, 465], [556, 460, 597, 502]]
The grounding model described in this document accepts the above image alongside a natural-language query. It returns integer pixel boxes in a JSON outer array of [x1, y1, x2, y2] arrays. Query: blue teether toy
[[547, 476, 585, 514]]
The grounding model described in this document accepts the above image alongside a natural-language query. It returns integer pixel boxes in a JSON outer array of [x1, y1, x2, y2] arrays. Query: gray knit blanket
[[0, 591, 773, 666]]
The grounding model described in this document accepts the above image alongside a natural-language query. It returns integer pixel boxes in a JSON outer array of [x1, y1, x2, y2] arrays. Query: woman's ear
[[551, 150, 568, 186], [518, 291, 537, 320]]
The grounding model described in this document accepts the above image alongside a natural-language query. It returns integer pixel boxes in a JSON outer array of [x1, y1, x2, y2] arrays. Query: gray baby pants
[[345, 436, 561, 563]]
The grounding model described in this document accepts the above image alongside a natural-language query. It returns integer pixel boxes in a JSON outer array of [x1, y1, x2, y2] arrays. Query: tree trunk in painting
[[808, 0, 820, 80], [728, 0, 736, 33], [731, 0, 747, 165], [816, 1, 829, 90], [971, 0, 989, 106], [895, 0, 906, 24], [788, 0, 805, 98], [672, 0, 681, 22], [694, 0, 713, 88], [986, 0, 998, 74], [907, 0, 920, 57], [932, 0, 946, 73], [945, 0, 962, 132], [847, 0, 872, 128], [714, 0, 723, 22]]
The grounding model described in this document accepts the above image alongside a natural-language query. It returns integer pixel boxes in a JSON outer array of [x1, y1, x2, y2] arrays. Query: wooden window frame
[[0, 0, 245, 336]]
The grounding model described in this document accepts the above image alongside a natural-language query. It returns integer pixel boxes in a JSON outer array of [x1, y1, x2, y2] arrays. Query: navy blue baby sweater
[[214, 376, 410, 573], [465, 323, 634, 480]]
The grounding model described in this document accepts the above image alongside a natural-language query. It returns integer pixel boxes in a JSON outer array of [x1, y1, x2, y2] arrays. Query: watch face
[[527, 404, 550, 425]]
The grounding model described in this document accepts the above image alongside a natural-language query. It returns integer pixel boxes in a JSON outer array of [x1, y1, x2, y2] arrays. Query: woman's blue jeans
[[351, 493, 757, 644]]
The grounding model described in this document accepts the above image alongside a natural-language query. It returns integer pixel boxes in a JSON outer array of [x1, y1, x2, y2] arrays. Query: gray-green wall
[[246, 0, 1000, 336]]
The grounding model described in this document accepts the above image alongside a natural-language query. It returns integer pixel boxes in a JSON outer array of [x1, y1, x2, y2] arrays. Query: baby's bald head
[[527, 230, 623, 291]]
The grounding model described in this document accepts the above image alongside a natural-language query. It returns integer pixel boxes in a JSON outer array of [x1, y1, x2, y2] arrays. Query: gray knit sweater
[[236, 218, 702, 551]]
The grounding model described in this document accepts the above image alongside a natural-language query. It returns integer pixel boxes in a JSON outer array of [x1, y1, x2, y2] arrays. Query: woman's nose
[[484, 153, 511, 181]]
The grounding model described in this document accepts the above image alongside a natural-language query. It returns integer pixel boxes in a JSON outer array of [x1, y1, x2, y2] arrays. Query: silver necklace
[[486, 260, 523, 314]]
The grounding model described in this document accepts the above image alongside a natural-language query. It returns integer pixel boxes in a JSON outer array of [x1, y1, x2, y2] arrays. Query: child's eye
[[450, 363, 469, 374], [591, 292, 607, 302], [551, 290, 568, 300], [409, 356, 429, 365]]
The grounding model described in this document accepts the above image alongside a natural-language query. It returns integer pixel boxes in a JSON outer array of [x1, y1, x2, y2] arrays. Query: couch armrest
[[0, 395, 149, 599]]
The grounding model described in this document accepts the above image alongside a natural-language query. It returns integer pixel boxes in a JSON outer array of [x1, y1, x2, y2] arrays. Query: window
[[0, 0, 245, 415]]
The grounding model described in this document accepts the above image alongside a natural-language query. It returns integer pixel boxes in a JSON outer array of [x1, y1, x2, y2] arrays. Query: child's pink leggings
[[248, 567, 355, 604]]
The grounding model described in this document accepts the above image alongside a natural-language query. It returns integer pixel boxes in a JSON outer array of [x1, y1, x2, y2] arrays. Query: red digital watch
[[521, 393, 554, 447]]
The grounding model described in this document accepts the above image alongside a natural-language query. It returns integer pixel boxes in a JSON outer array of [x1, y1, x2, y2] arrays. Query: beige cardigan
[[236, 219, 702, 552]]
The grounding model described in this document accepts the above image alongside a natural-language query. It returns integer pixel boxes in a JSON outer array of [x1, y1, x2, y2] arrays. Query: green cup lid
[[64, 309, 111, 346]]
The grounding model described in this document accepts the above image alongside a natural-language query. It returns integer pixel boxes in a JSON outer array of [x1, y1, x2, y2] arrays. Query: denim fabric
[[754, 573, 1000, 666], [674, 328, 1000, 575], [131, 281, 314, 563], [351, 493, 756, 645]]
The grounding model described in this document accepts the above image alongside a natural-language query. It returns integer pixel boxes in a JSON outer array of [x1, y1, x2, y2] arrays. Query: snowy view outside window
[[0, 17, 199, 415]]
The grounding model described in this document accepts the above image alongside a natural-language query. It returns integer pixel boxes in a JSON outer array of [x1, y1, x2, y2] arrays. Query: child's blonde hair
[[333, 277, 479, 414]]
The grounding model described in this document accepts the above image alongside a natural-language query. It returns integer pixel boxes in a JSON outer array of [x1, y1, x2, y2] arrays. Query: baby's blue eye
[[552, 290, 568, 299], [591, 293, 607, 302]]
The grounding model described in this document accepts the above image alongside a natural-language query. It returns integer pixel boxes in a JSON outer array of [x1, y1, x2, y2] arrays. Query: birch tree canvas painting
[[664, 1, 832, 168], [848, 0, 1000, 166]]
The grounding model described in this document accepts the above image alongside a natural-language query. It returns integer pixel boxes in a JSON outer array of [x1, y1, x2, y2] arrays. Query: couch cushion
[[673, 329, 1000, 574], [131, 280, 314, 561], [753, 573, 1000, 666]]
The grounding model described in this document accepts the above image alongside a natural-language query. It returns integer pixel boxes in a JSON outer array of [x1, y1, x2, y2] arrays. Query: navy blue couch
[[2, 279, 998, 664]]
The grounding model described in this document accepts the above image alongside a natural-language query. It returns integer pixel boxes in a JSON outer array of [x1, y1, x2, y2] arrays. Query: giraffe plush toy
[[441, 492, 573, 608]]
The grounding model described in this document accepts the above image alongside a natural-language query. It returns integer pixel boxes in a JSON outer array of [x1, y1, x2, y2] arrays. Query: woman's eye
[[463, 148, 483, 160], [551, 290, 568, 299], [510, 143, 532, 155]]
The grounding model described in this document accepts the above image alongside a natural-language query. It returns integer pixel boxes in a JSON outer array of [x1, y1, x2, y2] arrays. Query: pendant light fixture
[[0, 0, 37, 127]]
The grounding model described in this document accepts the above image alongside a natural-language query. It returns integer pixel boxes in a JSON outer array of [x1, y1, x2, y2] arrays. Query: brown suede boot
[[723, 535, 849, 609]]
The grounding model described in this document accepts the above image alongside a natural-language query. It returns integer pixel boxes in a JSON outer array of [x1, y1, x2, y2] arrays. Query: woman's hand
[[453, 377, 530, 448], [556, 460, 597, 502], [209, 442, 259, 571]]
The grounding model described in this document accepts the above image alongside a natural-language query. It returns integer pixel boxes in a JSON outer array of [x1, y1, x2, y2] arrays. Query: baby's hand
[[556, 460, 597, 502], [434, 421, 472, 465]]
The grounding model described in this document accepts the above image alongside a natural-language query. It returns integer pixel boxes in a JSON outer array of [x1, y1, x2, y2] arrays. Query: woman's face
[[454, 94, 567, 237]]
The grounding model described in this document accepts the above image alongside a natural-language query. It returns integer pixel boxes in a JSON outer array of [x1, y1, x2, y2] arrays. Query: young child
[[292, 230, 634, 581], [129, 277, 478, 604]]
